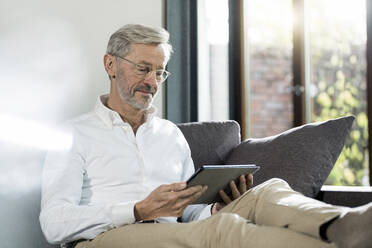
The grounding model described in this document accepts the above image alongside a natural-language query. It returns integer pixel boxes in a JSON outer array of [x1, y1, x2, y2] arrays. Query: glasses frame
[[114, 55, 171, 83]]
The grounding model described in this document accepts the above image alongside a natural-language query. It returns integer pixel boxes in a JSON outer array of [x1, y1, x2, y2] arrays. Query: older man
[[40, 24, 372, 248]]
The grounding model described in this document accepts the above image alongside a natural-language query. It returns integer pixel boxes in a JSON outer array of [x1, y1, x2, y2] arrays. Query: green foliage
[[309, 0, 369, 186], [311, 38, 369, 186]]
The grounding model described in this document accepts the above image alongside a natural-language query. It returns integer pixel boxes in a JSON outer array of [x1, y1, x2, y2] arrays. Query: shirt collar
[[94, 94, 157, 129]]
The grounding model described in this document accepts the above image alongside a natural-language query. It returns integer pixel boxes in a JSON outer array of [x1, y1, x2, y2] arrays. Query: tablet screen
[[186, 164, 260, 204]]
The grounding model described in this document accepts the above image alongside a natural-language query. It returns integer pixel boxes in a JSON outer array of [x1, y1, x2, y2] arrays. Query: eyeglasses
[[114, 55, 171, 83]]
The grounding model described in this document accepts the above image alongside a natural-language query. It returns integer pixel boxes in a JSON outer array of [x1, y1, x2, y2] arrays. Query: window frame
[[366, 0, 372, 185], [165, 0, 198, 123]]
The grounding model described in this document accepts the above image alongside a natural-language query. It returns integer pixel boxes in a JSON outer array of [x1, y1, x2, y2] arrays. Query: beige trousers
[[77, 178, 347, 248]]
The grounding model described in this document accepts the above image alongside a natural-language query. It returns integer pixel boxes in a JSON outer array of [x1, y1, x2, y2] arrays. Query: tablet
[[186, 164, 260, 204]]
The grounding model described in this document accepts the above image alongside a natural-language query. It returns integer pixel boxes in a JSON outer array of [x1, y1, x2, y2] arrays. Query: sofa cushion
[[178, 121, 241, 170], [225, 116, 355, 198]]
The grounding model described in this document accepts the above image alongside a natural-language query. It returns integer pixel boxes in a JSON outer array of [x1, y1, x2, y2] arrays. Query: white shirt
[[39, 95, 212, 244]]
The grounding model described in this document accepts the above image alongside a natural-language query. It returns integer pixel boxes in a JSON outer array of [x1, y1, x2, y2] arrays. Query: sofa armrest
[[316, 185, 372, 207]]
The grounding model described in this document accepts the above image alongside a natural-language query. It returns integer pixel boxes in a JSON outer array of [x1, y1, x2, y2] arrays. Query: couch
[[2, 118, 372, 247], [178, 118, 372, 207]]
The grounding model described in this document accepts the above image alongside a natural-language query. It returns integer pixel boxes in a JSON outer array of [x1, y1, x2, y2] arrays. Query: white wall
[[0, 1, 164, 247], [0, 0, 165, 122]]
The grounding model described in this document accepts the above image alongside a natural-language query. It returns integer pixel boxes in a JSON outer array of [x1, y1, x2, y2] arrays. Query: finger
[[246, 173, 254, 189], [176, 188, 205, 207], [182, 184, 207, 198], [176, 185, 204, 198], [230, 180, 241, 199], [172, 194, 202, 216], [219, 190, 232, 204], [214, 202, 226, 213], [175, 185, 207, 198], [239, 174, 247, 194], [162, 182, 187, 192], [189, 184, 206, 192]]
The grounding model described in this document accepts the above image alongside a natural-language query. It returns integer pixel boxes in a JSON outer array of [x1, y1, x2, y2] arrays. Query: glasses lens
[[135, 65, 150, 76], [131, 62, 169, 83], [164, 71, 170, 81], [151, 70, 167, 83]]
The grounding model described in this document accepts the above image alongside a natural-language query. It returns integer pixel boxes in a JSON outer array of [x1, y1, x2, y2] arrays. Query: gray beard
[[117, 84, 155, 110]]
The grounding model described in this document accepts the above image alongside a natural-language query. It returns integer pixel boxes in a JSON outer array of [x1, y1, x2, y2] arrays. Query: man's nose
[[144, 71, 159, 86]]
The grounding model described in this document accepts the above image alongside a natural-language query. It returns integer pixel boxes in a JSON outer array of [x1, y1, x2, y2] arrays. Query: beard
[[116, 78, 157, 110]]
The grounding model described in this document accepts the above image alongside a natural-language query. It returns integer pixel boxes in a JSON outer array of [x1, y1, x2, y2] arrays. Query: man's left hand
[[211, 173, 254, 215]]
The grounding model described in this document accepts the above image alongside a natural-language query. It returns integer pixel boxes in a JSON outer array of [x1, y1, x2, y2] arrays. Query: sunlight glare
[[205, 0, 229, 45]]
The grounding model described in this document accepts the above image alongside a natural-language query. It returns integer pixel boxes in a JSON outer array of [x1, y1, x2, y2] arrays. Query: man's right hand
[[134, 182, 207, 221]]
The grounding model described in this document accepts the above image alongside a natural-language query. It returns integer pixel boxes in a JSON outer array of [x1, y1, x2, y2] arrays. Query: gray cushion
[[178, 121, 241, 170], [225, 116, 355, 198]]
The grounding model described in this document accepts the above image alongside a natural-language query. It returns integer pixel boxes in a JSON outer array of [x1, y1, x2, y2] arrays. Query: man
[[40, 24, 372, 248]]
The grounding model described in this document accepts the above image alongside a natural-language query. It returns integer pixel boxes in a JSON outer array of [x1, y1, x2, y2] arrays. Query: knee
[[206, 213, 246, 232], [214, 213, 244, 224], [204, 213, 248, 246], [262, 178, 290, 189]]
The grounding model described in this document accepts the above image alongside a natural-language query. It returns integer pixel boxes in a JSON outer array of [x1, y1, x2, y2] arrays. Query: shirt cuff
[[110, 201, 137, 227], [197, 204, 213, 220]]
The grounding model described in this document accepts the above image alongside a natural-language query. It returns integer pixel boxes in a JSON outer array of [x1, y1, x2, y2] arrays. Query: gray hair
[[106, 24, 172, 59]]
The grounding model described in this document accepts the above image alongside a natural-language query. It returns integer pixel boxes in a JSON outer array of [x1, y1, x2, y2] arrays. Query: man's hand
[[134, 182, 208, 221], [211, 173, 254, 215]]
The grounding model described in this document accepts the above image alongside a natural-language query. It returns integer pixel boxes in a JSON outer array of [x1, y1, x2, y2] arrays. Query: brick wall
[[249, 47, 293, 138]]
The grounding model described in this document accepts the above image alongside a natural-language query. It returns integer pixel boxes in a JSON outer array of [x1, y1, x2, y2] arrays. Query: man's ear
[[104, 54, 116, 79]]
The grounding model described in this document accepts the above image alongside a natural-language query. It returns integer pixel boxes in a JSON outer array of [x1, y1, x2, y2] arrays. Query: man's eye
[[156, 70, 164, 77], [137, 67, 149, 73]]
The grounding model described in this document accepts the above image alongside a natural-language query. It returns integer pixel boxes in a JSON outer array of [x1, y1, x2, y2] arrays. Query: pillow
[[225, 116, 355, 198], [178, 121, 241, 170]]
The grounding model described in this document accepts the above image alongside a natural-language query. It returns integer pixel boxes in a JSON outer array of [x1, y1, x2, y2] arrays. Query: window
[[174, 0, 371, 186], [197, 0, 230, 121], [244, 0, 370, 185], [243, 0, 370, 185], [308, 0, 369, 185], [245, 0, 293, 138]]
